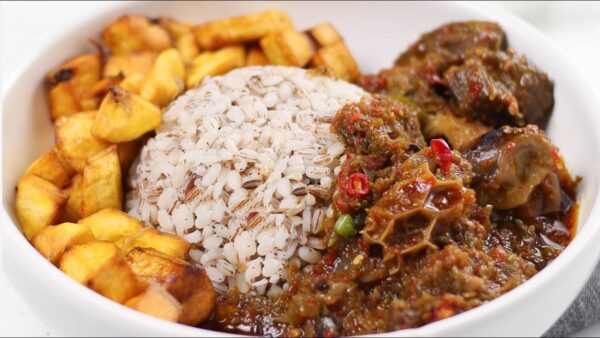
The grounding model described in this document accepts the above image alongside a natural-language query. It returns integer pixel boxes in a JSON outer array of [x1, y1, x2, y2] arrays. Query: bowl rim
[[2, 1, 600, 337]]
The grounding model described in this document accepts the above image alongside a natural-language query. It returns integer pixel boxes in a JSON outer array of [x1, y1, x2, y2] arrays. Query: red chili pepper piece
[[344, 173, 371, 197], [349, 112, 362, 122], [430, 138, 453, 173], [469, 82, 483, 95]]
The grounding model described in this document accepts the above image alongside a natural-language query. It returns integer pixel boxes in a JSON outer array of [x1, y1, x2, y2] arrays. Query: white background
[[1, 1, 600, 336]]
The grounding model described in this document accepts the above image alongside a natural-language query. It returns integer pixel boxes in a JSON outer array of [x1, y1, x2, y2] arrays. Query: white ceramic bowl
[[2, 1, 600, 336]]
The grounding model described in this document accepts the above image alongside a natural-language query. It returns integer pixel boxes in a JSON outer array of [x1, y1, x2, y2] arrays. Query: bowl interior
[[3, 1, 600, 336]]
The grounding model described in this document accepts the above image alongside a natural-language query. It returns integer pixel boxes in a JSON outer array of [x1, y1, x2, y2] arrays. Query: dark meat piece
[[464, 125, 571, 216], [421, 112, 491, 150], [332, 95, 425, 159], [362, 66, 451, 115], [363, 148, 476, 272], [480, 49, 554, 128], [395, 21, 506, 73], [445, 58, 522, 126], [445, 49, 554, 128]]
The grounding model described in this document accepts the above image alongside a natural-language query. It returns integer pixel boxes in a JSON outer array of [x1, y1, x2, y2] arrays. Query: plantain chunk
[[81, 146, 123, 217], [118, 228, 190, 259], [175, 33, 200, 65], [25, 147, 73, 188], [140, 49, 186, 107], [60, 241, 120, 283], [125, 283, 182, 322], [92, 86, 161, 143], [157, 17, 200, 65], [311, 41, 361, 82], [193, 11, 293, 50], [186, 45, 245, 88], [16, 174, 67, 240], [126, 247, 190, 286], [102, 15, 171, 55], [32, 222, 95, 264], [60, 174, 84, 223], [158, 17, 194, 39], [103, 51, 158, 78], [55, 112, 111, 173], [60, 241, 142, 303], [117, 137, 146, 174], [307, 23, 342, 47], [88, 254, 143, 303], [119, 73, 146, 95], [246, 46, 269, 66], [260, 30, 314, 67], [47, 54, 101, 120], [126, 248, 216, 325], [79, 208, 142, 242]]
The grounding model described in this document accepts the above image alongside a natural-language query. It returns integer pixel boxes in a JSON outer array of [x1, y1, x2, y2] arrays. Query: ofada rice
[[127, 66, 367, 294]]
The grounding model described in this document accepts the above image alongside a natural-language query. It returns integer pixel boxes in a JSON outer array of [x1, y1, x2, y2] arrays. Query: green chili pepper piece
[[334, 214, 357, 238]]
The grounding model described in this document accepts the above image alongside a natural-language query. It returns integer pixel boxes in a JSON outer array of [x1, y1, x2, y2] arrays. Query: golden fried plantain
[[47, 54, 102, 120], [126, 247, 190, 286], [118, 228, 190, 259], [260, 30, 314, 67], [158, 17, 193, 39], [78, 76, 124, 112], [81, 146, 122, 217], [55, 112, 111, 173], [79, 208, 142, 242], [125, 283, 182, 322], [140, 49, 186, 107], [186, 45, 245, 88], [88, 254, 143, 303], [175, 33, 200, 65], [311, 41, 361, 82], [117, 137, 146, 174], [246, 46, 269, 66], [25, 147, 73, 188], [193, 10, 293, 50], [119, 73, 146, 95], [60, 241, 119, 282], [16, 174, 67, 240], [60, 174, 84, 223], [165, 261, 215, 325], [32, 222, 95, 264], [92, 86, 161, 143], [126, 247, 215, 325], [103, 51, 158, 78], [102, 15, 171, 55], [307, 23, 342, 47], [157, 17, 199, 65], [60, 241, 142, 303]]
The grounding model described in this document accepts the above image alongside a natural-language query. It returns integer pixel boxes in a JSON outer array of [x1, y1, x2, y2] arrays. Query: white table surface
[[2, 1, 600, 336]]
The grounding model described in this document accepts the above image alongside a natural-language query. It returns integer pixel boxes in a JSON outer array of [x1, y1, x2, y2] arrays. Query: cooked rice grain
[[127, 66, 367, 293]]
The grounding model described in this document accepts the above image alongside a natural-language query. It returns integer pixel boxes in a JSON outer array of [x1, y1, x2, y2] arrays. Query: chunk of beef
[[395, 21, 506, 73], [445, 58, 522, 126], [480, 49, 554, 128], [464, 125, 569, 216], [362, 66, 451, 115], [445, 49, 554, 128]]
